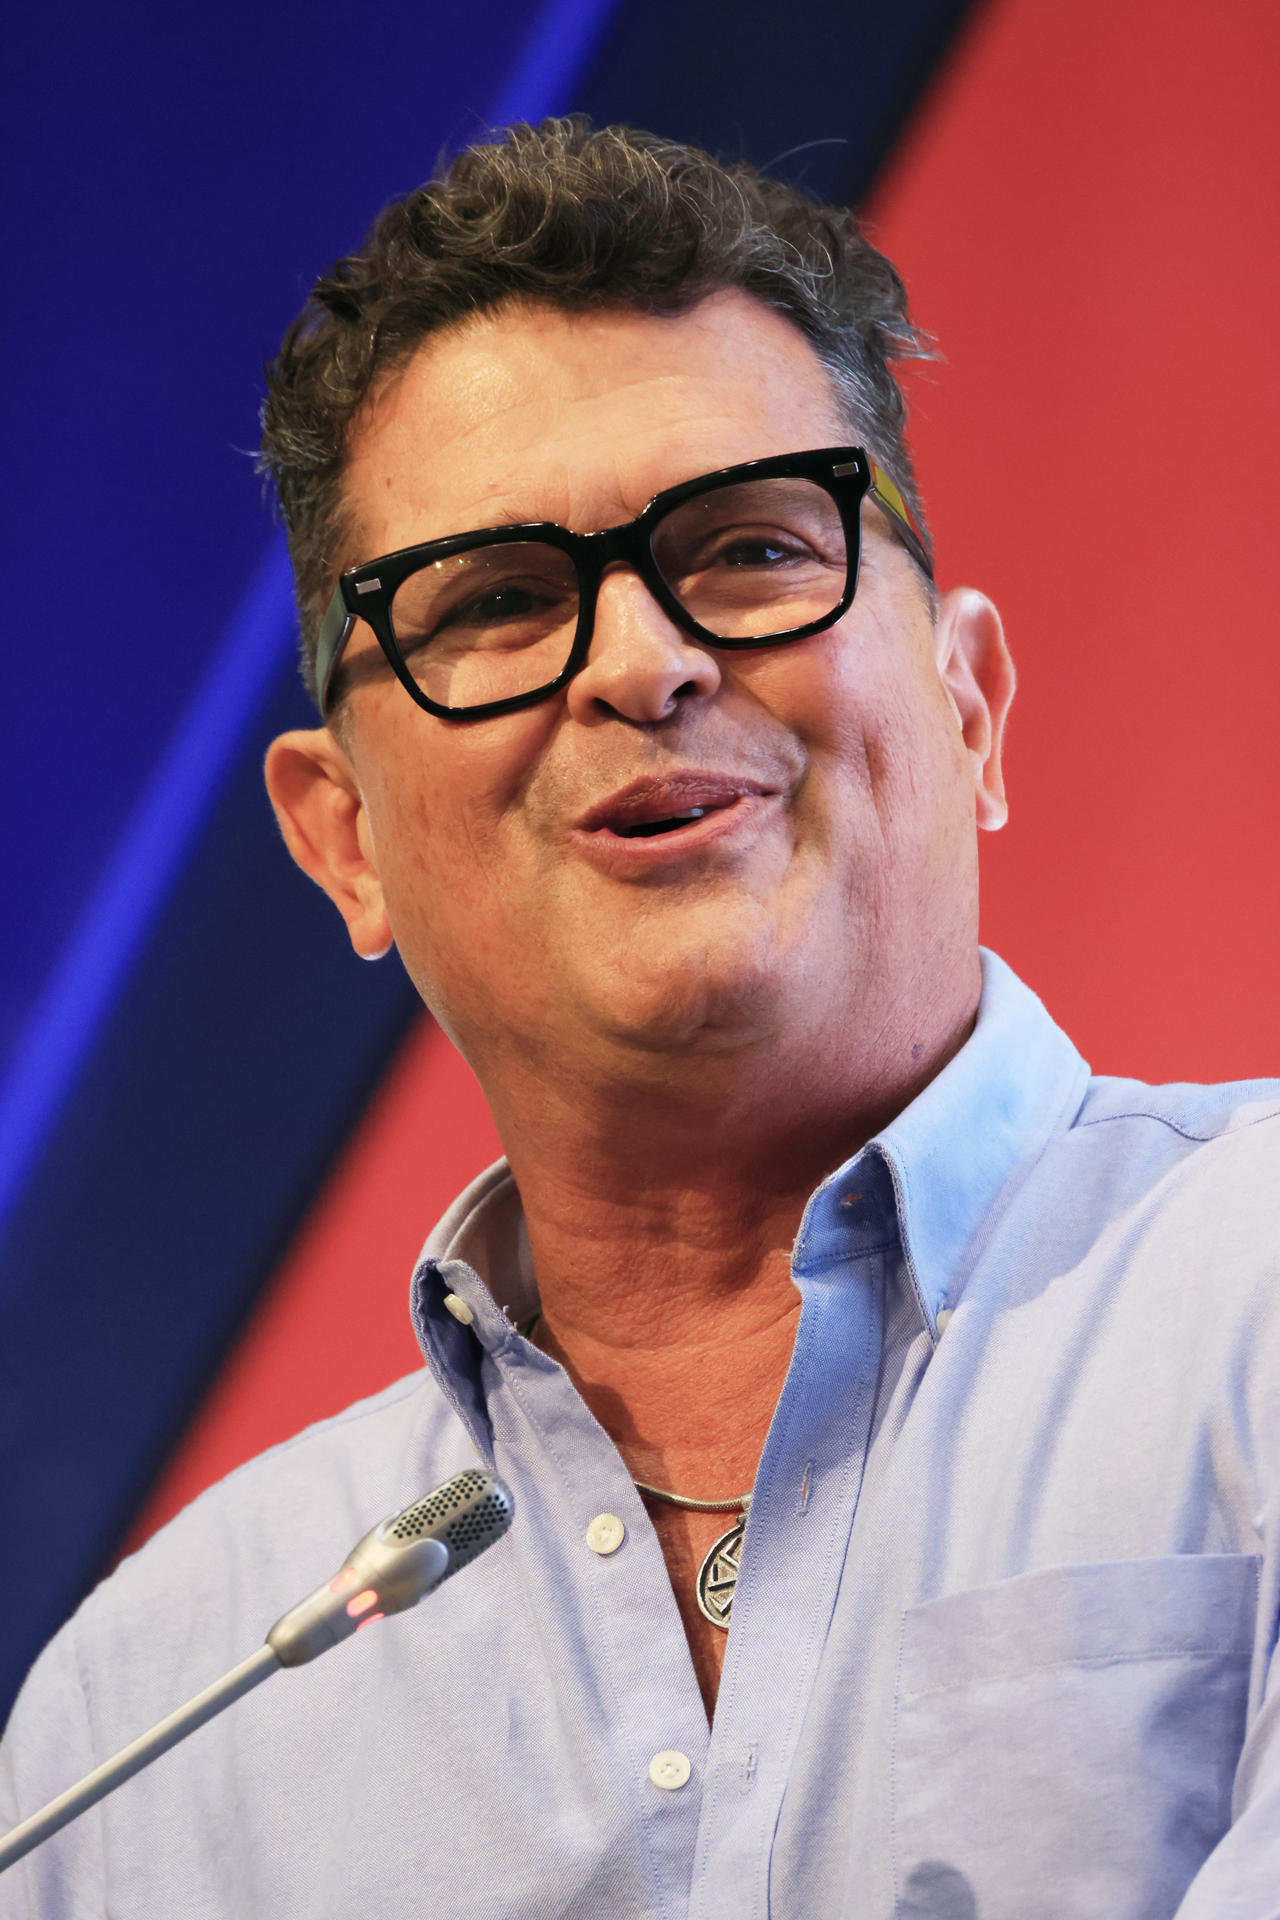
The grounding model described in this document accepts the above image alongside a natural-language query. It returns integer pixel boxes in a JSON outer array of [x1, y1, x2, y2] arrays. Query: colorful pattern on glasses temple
[[865, 460, 932, 576]]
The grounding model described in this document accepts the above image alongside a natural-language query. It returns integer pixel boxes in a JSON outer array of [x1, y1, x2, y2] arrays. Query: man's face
[[274, 291, 1009, 1090]]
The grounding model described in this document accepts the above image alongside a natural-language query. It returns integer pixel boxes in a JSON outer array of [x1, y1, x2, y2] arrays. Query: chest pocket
[[890, 1554, 1258, 1920]]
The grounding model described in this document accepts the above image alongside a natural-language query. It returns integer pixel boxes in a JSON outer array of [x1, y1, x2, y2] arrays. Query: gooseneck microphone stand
[[0, 1468, 513, 1873]]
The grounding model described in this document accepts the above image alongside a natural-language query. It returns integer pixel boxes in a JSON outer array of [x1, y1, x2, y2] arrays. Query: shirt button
[[649, 1750, 691, 1790], [585, 1513, 626, 1555], [935, 1308, 953, 1336], [442, 1292, 474, 1326]]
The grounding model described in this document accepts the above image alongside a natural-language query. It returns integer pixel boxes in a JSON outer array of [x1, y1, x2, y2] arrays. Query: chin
[[582, 934, 791, 1057]]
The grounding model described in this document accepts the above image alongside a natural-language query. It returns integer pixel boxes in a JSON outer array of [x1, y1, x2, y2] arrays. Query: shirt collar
[[410, 949, 1091, 1377], [791, 949, 1090, 1329]]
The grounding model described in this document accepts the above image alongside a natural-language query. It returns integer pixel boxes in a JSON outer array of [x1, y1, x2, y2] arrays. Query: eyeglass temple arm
[[865, 461, 934, 580], [315, 588, 357, 714]]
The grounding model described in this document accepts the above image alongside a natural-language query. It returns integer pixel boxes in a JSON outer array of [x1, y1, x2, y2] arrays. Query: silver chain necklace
[[633, 1481, 752, 1629], [522, 1314, 750, 1629]]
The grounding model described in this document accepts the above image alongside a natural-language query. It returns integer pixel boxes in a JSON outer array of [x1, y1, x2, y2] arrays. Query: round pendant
[[696, 1513, 746, 1628]]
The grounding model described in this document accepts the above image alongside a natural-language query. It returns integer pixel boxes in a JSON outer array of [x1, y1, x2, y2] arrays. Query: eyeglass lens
[[388, 475, 849, 711]]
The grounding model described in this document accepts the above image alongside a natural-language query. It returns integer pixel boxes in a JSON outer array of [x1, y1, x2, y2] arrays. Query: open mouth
[[611, 808, 712, 839], [573, 775, 776, 856]]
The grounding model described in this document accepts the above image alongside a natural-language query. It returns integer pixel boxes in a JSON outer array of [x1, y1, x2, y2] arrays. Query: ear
[[263, 727, 394, 959], [933, 587, 1016, 831]]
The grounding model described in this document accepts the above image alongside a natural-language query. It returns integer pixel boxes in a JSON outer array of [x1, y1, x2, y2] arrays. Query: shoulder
[[108, 1365, 474, 1647], [1063, 1073, 1280, 1240], [1060, 1070, 1280, 1225], [988, 1069, 1280, 1355], [1073, 1072, 1280, 1146], [1, 1366, 481, 1901], [1028, 1073, 1280, 1364], [3, 1366, 474, 1785]]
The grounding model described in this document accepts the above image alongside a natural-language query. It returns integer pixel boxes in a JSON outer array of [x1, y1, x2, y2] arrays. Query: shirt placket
[[688, 1174, 894, 1920], [417, 1256, 714, 1919]]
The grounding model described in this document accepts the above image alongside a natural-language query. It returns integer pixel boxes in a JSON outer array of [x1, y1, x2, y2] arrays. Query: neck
[[487, 987, 971, 1329], [463, 982, 977, 1490]]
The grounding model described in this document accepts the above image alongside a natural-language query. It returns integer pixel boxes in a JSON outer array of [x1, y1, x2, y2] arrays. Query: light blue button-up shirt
[[4, 952, 1280, 1918]]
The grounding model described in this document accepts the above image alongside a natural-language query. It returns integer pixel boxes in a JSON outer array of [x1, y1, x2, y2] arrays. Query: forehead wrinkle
[[339, 295, 856, 565], [374, 326, 719, 472], [348, 397, 816, 557], [481, 404, 782, 539]]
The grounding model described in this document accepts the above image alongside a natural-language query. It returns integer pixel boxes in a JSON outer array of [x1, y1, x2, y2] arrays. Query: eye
[[394, 568, 577, 655], [710, 532, 810, 570], [440, 584, 548, 629]]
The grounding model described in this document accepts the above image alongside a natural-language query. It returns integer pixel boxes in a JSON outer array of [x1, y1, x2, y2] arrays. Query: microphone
[[269, 1466, 513, 1662], [0, 1468, 513, 1873]]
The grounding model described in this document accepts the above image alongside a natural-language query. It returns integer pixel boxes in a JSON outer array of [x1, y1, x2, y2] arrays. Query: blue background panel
[[3, 0, 554, 1078], [0, 0, 978, 1725]]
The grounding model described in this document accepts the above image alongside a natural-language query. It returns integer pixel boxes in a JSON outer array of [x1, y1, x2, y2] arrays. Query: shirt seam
[[902, 1644, 1253, 1701], [793, 1234, 899, 1273], [1073, 1105, 1280, 1143], [889, 1608, 909, 1915]]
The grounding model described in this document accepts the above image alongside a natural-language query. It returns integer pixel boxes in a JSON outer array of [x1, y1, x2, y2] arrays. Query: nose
[[564, 565, 723, 725]]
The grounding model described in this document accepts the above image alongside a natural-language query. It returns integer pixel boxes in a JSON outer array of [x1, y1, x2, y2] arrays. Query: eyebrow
[[449, 501, 558, 537]]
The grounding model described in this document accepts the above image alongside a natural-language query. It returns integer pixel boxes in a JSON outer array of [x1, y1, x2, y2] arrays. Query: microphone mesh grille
[[386, 1468, 514, 1577]]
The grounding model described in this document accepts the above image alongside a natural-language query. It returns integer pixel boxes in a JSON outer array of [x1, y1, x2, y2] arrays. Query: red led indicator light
[[346, 1588, 380, 1618], [356, 1613, 386, 1631], [328, 1567, 359, 1595]]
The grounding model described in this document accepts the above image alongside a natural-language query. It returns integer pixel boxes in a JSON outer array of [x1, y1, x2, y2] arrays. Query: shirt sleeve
[[0, 1623, 107, 1920]]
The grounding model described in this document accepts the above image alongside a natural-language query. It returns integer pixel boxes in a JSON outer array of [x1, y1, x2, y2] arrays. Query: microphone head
[[267, 1469, 514, 1667], [378, 1467, 515, 1580]]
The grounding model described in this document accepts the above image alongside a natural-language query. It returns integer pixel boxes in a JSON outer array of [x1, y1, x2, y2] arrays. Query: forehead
[[340, 290, 852, 556]]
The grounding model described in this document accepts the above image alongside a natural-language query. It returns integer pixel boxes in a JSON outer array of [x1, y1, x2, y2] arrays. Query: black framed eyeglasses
[[315, 445, 932, 721]]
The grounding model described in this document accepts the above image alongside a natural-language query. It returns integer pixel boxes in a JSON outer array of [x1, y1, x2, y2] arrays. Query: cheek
[[366, 781, 523, 1021], [738, 634, 900, 799], [353, 704, 555, 947], [745, 622, 970, 849]]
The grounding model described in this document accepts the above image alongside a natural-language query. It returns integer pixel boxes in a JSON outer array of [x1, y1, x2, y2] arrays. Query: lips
[[574, 774, 776, 841]]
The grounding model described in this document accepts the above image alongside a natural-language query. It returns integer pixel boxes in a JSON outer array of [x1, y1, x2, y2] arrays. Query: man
[[2, 117, 1278, 1917]]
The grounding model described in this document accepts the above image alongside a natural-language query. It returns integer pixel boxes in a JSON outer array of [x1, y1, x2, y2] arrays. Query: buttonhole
[[798, 1460, 814, 1515]]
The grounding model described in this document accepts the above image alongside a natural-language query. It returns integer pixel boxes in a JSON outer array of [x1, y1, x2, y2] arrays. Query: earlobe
[[263, 728, 395, 959], [934, 588, 1016, 832]]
